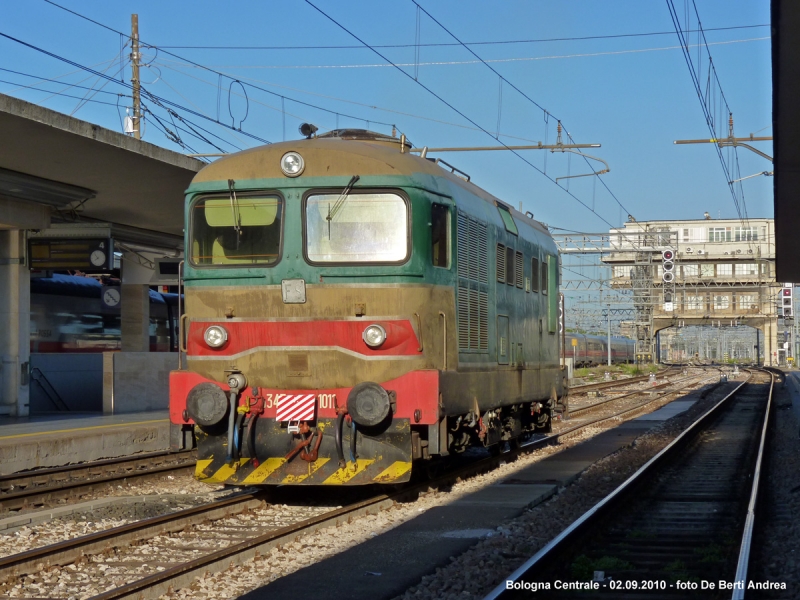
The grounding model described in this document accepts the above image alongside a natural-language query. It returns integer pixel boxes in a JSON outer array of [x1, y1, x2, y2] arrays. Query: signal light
[[783, 284, 794, 319], [661, 249, 675, 284]]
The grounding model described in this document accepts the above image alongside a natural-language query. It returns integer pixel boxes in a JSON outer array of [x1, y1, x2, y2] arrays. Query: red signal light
[[783, 289, 792, 297], [662, 250, 674, 261]]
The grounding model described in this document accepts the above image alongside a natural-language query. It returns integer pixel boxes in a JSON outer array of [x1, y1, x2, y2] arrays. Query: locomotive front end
[[169, 133, 450, 485]]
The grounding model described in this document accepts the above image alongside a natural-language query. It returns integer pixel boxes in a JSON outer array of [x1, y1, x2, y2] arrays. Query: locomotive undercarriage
[[410, 398, 553, 460]]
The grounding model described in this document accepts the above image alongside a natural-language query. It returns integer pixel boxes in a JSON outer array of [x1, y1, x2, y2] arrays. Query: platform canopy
[[0, 93, 204, 250]]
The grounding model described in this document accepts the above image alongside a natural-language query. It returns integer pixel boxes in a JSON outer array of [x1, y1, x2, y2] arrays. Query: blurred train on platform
[[563, 333, 636, 367], [30, 274, 179, 353]]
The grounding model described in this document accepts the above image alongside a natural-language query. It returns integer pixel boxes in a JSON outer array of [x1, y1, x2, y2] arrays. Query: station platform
[[243, 391, 706, 600], [0, 411, 171, 475]]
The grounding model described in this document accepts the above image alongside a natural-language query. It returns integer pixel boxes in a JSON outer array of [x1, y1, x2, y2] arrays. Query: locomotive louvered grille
[[457, 287, 489, 351], [515, 251, 524, 289], [496, 244, 506, 283], [457, 212, 489, 352]]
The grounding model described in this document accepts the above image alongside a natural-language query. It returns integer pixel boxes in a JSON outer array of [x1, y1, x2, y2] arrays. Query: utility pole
[[606, 303, 611, 366], [130, 14, 141, 140]]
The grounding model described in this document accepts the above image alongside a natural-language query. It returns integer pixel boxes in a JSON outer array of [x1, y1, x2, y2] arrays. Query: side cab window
[[431, 203, 451, 268]]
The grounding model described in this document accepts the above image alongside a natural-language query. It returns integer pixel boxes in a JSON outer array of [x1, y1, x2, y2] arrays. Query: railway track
[[0, 451, 195, 513], [569, 368, 678, 395], [486, 369, 773, 599], [0, 368, 725, 599], [566, 369, 721, 419]]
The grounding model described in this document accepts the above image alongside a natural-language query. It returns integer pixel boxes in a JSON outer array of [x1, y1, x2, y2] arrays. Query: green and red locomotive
[[169, 129, 565, 486]]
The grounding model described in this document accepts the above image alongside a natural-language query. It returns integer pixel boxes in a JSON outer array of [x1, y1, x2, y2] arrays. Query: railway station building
[[0, 93, 202, 417], [601, 217, 785, 365]]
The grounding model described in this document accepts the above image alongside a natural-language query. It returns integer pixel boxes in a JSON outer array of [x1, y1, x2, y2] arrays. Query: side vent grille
[[496, 244, 506, 283], [458, 287, 488, 351], [515, 251, 524, 289], [457, 212, 489, 352]]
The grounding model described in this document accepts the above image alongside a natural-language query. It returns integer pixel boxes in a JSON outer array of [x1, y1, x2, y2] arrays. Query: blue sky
[[0, 0, 772, 233]]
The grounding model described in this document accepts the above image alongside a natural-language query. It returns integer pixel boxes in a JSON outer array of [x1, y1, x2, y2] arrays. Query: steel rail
[[0, 491, 265, 583], [88, 371, 717, 600], [0, 368, 722, 599], [568, 368, 676, 394], [567, 372, 711, 417], [731, 369, 775, 600], [0, 453, 195, 513], [556, 373, 720, 438], [0, 450, 191, 490], [483, 371, 753, 600]]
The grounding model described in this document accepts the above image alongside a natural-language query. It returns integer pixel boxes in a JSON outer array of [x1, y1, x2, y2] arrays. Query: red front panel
[[170, 369, 439, 425]]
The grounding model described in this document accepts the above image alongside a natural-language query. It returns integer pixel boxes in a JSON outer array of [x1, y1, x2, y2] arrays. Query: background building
[[601, 217, 786, 364]]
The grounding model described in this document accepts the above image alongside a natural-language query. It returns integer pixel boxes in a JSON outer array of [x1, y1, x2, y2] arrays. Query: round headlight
[[204, 325, 228, 348], [362, 324, 387, 348], [280, 151, 305, 177]]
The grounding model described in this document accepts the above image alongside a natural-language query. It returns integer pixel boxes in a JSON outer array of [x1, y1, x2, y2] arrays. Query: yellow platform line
[[0, 419, 168, 441]]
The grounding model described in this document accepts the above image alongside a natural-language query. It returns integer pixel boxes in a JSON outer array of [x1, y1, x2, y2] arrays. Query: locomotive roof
[[191, 131, 549, 236]]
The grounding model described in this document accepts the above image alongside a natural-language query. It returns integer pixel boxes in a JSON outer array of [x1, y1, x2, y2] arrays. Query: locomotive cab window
[[190, 194, 283, 266], [305, 191, 408, 263], [431, 203, 450, 268]]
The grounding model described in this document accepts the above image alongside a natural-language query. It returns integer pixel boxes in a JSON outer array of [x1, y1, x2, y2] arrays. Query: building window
[[612, 265, 628, 279], [683, 264, 698, 278], [734, 226, 758, 241], [735, 263, 757, 276], [713, 295, 730, 310], [717, 264, 732, 277], [686, 295, 704, 310], [683, 228, 690, 241], [738, 294, 758, 311], [760, 262, 770, 276], [708, 227, 732, 242]]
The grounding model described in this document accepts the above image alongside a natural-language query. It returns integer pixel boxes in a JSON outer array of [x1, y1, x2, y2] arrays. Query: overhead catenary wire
[[39, 0, 398, 133], [410, 0, 634, 223], [0, 30, 273, 147], [144, 37, 767, 70], [154, 57, 570, 145], [302, 0, 615, 229], [151, 24, 768, 50], [666, 0, 748, 223], [0, 78, 126, 107]]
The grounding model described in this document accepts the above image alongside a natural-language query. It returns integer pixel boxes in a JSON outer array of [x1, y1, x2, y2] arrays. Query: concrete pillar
[[0, 230, 30, 416], [121, 284, 150, 352]]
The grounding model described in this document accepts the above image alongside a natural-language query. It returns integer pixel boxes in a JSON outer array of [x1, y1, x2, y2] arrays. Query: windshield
[[190, 194, 283, 266], [305, 191, 408, 263]]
